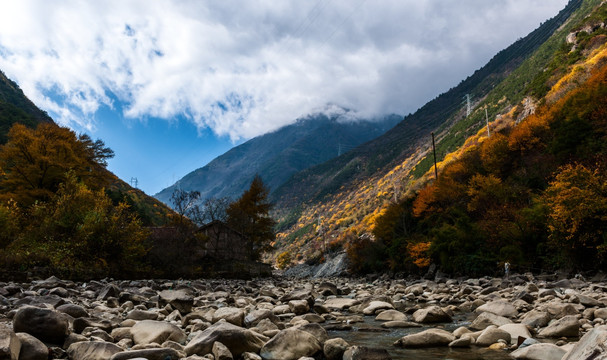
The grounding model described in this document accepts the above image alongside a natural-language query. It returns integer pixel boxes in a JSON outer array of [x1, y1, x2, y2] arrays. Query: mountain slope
[[154, 111, 401, 205], [272, 0, 601, 264], [272, 0, 583, 209]]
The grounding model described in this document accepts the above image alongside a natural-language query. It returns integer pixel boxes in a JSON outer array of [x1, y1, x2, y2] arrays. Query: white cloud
[[0, 0, 568, 140]]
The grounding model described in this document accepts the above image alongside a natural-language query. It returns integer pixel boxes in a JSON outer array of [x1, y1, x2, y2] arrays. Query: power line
[[130, 177, 138, 188]]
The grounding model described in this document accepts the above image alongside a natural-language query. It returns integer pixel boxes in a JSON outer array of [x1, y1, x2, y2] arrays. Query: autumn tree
[[227, 175, 276, 261], [0, 123, 114, 206]]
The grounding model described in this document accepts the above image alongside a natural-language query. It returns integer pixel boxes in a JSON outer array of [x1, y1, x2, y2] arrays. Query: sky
[[0, 0, 568, 196]]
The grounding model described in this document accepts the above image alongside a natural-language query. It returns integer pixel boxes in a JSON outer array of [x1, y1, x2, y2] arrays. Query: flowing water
[[326, 314, 514, 360]]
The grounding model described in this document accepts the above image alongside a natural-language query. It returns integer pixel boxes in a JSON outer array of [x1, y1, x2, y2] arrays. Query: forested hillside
[[273, 0, 607, 275]]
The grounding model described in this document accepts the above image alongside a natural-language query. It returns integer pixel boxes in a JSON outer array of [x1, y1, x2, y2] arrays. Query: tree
[[170, 188, 200, 224], [227, 175, 276, 261], [0, 123, 114, 206]]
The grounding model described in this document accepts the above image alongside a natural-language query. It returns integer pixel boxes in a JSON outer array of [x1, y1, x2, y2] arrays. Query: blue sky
[[0, 0, 568, 195]]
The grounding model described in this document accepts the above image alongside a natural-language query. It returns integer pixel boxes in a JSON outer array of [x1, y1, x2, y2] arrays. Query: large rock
[[13, 307, 69, 344], [259, 328, 321, 360], [475, 326, 511, 346], [212, 341, 233, 360], [158, 289, 194, 314], [125, 309, 158, 321], [476, 301, 518, 318], [511, 343, 566, 360], [56, 303, 89, 318], [323, 338, 349, 360], [130, 320, 187, 345], [362, 301, 394, 315], [212, 307, 245, 326], [342, 346, 392, 360], [470, 312, 512, 330], [562, 325, 607, 360], [288, 300, 310, 315], [110, 348, 181, 360], [394, 329, 456, 348], [15, 333, 48, 360], [0, 325, 21, 360], [184, 321, 268, 357], [323, 298, 360, 310], [244, 309, 278, 328], [412, 305, 452, 323], [538, 315, 580, 338], [67, 341, 123, 360], [498, 324, 532, 344], [520, 310, 551, 328], [375, 310, 407, 322]]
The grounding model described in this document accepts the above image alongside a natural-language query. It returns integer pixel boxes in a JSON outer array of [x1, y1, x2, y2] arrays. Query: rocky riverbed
[[1, 273, 607, 360]]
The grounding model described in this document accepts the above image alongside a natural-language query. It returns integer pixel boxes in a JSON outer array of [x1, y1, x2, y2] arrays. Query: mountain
[[0, 70, 54, 143], [154, 110, 401, 206], [272, 0, 603, 265], [0, 70, 174, 227]]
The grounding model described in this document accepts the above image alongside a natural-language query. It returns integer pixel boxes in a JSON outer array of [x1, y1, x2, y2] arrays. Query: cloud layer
[[0, 0, 567, 140]]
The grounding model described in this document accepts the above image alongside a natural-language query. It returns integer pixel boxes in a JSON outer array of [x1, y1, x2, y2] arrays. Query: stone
[[323, 298, 360, 310], [15, 332, 49, 360], [110, 348, 181, 360], [130, 320, 187, 345], [520, 310, 551, 328], [476, 301, 518, 318], [212, 307, 245, 326], [13, 307, 69, 344], [342, 346, 392, 360], [448, 336, 472, 347], [498, 324, 532, 344], [538, 315, 580, 338], [511, 343, 566, 360], [259, 328, 321, 360], [380, 321, 422, 328], [411, 305, 452, 323], [184, 321, 268, 357], [0, 325, 21, 360], [288, 300, 310, 315], [242, 352, 262, 360], [295, 323, 328, 345], [56, 303, 89, 318], [475, 326, 511, 346], [323, 338, 349, 360], [212, 341, 233, 360], [73, 317, 113, 334], [362, 301, 394, 315], [562, 325, 607, 360], [126, 309, 158, 321], [470, 311, 512, 330], [375, 310, 407, 322], [317, 282, 338, 296], [97, 284, 121, 301], [394, 328, 456, 348], [158, 289, 194, 314], [67, 341, 123, 360], [244, 309, 278, 327]]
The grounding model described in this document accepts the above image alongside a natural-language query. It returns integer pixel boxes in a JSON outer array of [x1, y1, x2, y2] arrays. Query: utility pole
[[485, 107, 490, 138], [464, 94, 472, 116], [431, 132, 438, 180], [130, 177, 138, 188]]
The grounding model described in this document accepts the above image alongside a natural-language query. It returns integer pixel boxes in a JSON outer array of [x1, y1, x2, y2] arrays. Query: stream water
[[326, 314, 515, 360]]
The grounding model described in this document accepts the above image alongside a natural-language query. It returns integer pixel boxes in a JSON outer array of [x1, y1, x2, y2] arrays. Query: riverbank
[[1, 273, 606, 359]]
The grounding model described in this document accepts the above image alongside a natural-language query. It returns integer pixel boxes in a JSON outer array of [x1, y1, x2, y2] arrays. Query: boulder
[[110, 348, 181, 360], [56, 303, 89, 318], [362, 301, 394, 315], [562, 325, 607, 360], [476, 301, 518, 318], [538, 315, 580, 338], [130, 320, 187, 345], [323, 298, 360, 310], [125, 309, 158, 321], [244, 309, 278, 328], [67, 341, 123, 360], [97, 284, 121, 301], [212, 307, 245, 326], [381, 321, 422, 329], [288, 300, 310, 315], [520, 310, 551, 328], [184, 321, 268, 357], [259, 328, 321, 360], [211, 342, 233, 360], [0, 325, 21, 360], [498, 324, 532, 344], [323, 338, 349, 360], [317, 282, 338, 296], [295, 323, 328, 345], [73, 317, 112, 334], [158, 289, 194, 314], [13, 307, 69, 344], [470, 311, 512, 330], [475, 326, 511, 346], [511, 343, 566, 360], [448, 336, 472, 347], [15, 333, 48, 360], [394, 328, 456, 348], [375, 310, 407, 322], [342, 346, 392, 360], [411, 305, 452, 323]]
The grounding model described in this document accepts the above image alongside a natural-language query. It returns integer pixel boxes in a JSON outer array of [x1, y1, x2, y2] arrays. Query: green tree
[[227, 175, 276, 260]]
